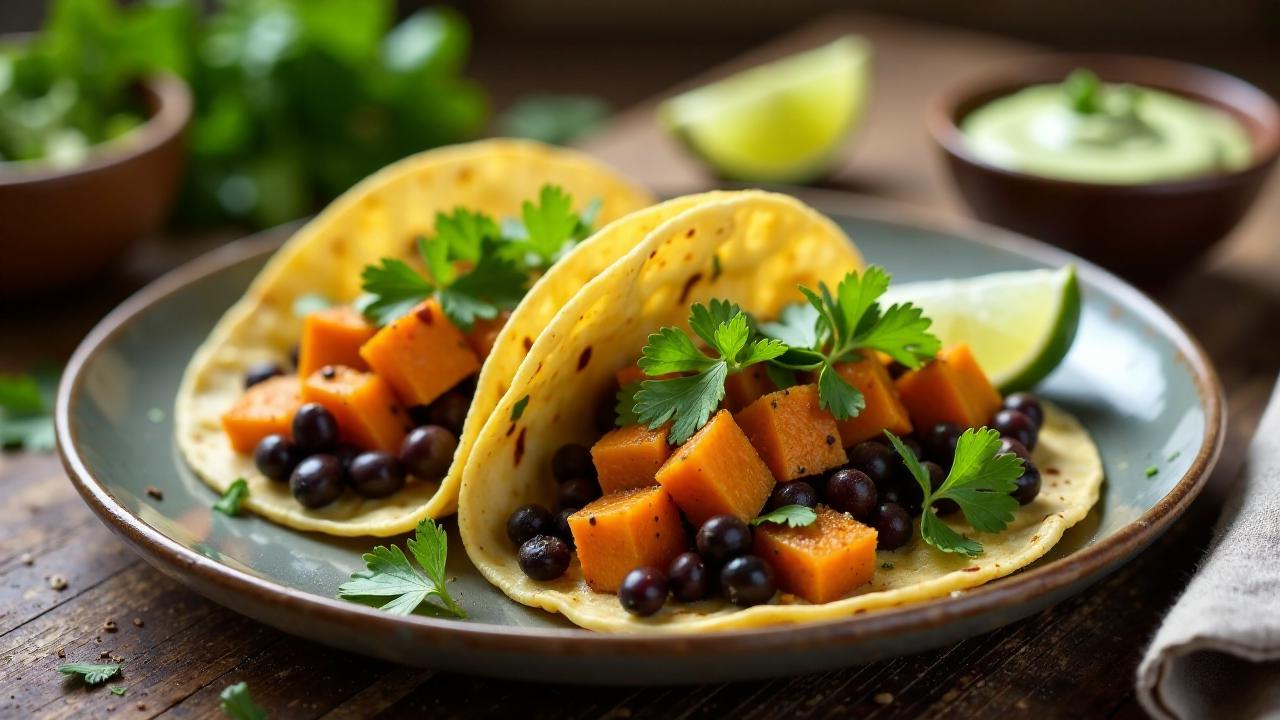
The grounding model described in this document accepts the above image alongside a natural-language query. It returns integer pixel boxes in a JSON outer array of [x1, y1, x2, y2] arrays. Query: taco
[[457, 190, 1102, 632], [176, 139, 654, 537]]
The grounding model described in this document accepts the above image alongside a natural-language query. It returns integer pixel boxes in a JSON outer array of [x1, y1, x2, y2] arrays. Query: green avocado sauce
[[961, 69, 1252, 183]]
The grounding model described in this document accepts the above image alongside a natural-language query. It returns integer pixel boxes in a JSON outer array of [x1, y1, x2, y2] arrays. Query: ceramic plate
[[57, 193, 1223, 684]]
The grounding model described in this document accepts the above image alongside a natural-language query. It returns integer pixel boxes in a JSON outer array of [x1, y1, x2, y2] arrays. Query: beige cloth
[[1137, 384, 1280, 720]]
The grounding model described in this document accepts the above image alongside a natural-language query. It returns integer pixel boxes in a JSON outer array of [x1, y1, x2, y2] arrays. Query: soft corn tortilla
[[458, 191, 1103, 632], [176, 139, 654, 537]]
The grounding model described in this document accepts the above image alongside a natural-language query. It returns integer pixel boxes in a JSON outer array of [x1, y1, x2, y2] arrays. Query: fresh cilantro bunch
[[761, 266, 940, 421], [885, 429, 1024, 557], [338, 519, 466, 618], [633, 300, 787, 444], [0, 366, 59, 452], [357, 185, 596, 329]]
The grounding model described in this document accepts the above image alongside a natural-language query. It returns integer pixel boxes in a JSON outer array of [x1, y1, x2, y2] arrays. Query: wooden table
[[4, 12, 1278, 719]]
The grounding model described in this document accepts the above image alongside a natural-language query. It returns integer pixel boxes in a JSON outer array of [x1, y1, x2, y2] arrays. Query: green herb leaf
[[1145, 465, 1159, 478], [815, 362, 864, 421], [615, 382, 642, 427], [633, 364, 728, 445], [1063, 68, 1102, 114], [110, 686, 126, 696], [510, 185, 583, 270], [496, 93, 610, 145], [759, 302, 820, 348], [751, 504, 818, 528], [0, 366, 60, 452], [220, 681, 267, 720], [885, 428, 1022, 557], [213, 478, 249, 517], [510, 395, 529, 421], [431, 208, 499, 264], [853, 302, 941, 369], [338, 519, 466, 618], [58, 663, 120, 685], [637, 327, 718, 375], [357, 258, 434, 326]]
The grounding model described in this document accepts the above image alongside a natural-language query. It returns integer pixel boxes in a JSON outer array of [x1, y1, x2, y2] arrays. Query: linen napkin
[[1137, 382, 1280, 720]]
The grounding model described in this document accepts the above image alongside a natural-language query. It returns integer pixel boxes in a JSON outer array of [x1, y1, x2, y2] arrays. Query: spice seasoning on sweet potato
[[301, 366, 409, 453], [297, 305, 376, 380], [359, 298, 481, 407], [221, 375, 303, 453], [568, 486, 688, 593], [466, 309, 512, 360], [753, 506, 877, 604], [832, 357, 913, 446], [654, 410, 775, 525], [896, 344, 1002, 429], [723, 365, 778, 412], [735, 385, 847, 481], [592, 424, 672, 494]]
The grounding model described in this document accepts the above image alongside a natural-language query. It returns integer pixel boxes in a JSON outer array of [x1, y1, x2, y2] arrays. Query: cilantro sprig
[[357, 185, 598, 330], [338, 519, 466, 619], [885, 429, 1023, 557], [633, 300, 787, 444], [213, 479, 249, 517], [752, 505, 817, 528], [762, 266, 940, 421], [58, 663, 120, 685], [1, 366, 60, 452], [220, 682, 267, 720]]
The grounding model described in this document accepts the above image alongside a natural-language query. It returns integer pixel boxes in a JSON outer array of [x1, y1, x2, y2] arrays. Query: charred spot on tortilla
[[578, 347, 593, 371], [523, 336, 533, 352], [685, 228, 696, 238], [514, 427, 527, 466], [678, 273, 704, 304]]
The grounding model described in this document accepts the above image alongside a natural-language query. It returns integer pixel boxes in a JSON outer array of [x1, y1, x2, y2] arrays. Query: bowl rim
[[928, 52, 1280, 192], [55, 190, 1225, 658], [0, 69, 192, 186]]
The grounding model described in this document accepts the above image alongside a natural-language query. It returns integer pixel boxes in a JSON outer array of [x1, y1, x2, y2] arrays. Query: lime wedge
[[659, 36, 872, 183], [884, 267, 1081, 392]]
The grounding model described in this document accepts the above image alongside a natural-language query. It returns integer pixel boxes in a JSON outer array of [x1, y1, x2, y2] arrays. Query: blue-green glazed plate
[[57, 193, 1223, 684]]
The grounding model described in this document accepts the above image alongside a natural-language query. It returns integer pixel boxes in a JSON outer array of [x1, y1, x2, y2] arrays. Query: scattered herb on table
[[761, 266, 940, 421], [57, 662, 120, 685], [110, 686, 127, 696], [633, 300, 788, 443], [220, 681, 267, 720], [0, 366, 60, 451], [1145, 465, 1159, 478], [752, 505, 818, 528], [338, 518, 466, 618], [887, 428, 1023, 557], [213, 478, 250, 516]]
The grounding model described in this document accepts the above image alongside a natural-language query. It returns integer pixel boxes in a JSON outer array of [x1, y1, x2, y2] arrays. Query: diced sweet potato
[[655, 410, 775, 525], [221, 375, 303, 454], [832, 357, 913, 446], [297, 305, 375, 380], [592, 424, 672, 494], [301, 366, 410, 453], [359, 298, 480, 407], [753, 506, 878, 604], [723, 365, 778, 412], [735, 385, 847, 481], [896, 344, 1002, 429], [568, 486, 688, 593], [466, 309, 511, 360]]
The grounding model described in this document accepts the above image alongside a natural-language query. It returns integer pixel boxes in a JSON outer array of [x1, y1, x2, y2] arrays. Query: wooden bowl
[[930, 54, 1280, 279], [0, 73, 191, 295]]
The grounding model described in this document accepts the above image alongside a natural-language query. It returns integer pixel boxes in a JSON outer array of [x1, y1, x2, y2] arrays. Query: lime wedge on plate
[[884, 266, 1081, 392], [659, 36, 872, 183]]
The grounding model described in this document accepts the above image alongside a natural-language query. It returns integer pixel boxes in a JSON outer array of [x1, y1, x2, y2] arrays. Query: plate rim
[[55, 191, 1224, 658]]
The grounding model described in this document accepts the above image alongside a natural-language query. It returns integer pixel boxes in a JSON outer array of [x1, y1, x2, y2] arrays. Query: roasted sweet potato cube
[[896, 344, 1002, 429], [753, 506, 878, 604], [592, 424, 672, 494], [302, 366, 410, 453], [221, 375, 303, 453], [832, 357, 913, 446], [735, 384, 847, 481], [723, 365, 777, 412], [655, 410, 775, 525], [568, 486, 688, 593], [465, 309, 511, 360], [297, 305, 375, 380], [359, 298, 480, 407]]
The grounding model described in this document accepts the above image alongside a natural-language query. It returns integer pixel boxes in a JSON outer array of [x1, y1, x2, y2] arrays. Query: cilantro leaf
[[853, 302, 941, 369], [759, 302, 820, 348], [356, 259, 434, 326], [816, 363, 865, 421], [632, 302, 784, 444], [213, 478, 249, 517], [338, 519, 466, 618], [615, 382, 642, 427], [220, 682, 267, 720], [752, 504, 818, 528], [508, 185, 583, 270], [432, 208, 499, 264], [510, 395, 530, 421], [110, 686, 126, 696], [885, 428, 1023, 557], [58, 663, 120, 685], [0, 366, 59, 452]]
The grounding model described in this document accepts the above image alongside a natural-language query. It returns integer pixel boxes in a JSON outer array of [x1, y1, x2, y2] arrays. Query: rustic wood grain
[[2, 10, 1278, 719]]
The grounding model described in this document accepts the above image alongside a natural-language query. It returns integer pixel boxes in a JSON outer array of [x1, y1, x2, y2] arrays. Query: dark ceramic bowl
[[0, 72, 191, 295], [930, 54, 1280, 279]]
